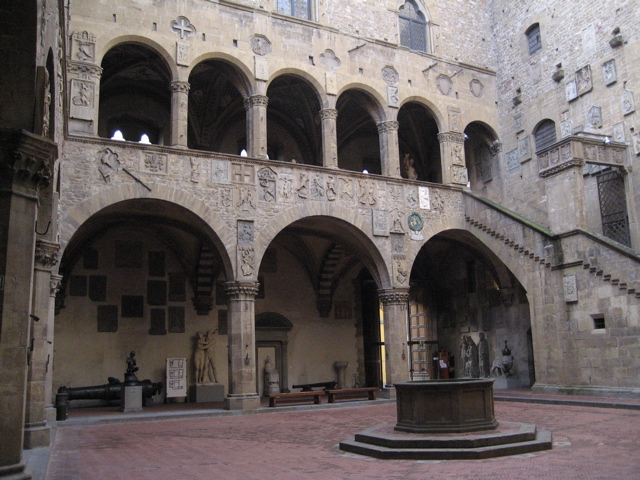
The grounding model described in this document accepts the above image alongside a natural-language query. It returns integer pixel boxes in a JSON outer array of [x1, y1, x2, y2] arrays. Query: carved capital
[[378, 289, 410, 306], [170, 81, 191, 94], [243, 95, 269, 110], [489, 141, 503, 155], [67, 61, 103, 78], [35, 239, 60, 270], [50, 274, 63, 298], [0, 130, 57, 191], [437, 132, 465, 144], [320, 108, 338, 121], [376, 121, 399, 134], [224, 281, 260, 299]]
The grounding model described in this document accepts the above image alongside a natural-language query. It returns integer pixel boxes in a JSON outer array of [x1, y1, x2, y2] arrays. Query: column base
[[379, 385, 397, 399], [23, 422, 51, 449], [0, 462, 31, 480], [224, 394, 260, 411]]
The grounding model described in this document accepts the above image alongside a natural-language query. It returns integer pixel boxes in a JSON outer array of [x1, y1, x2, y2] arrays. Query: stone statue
[[264, 356, 280, 395], [467, 337, 480, 378], [403, 154, 418, 180], [460, 336, 469, 377], [195, 330, 218, 384], [125, 351, 139, 384], [491, 339, 514, 377], [478, 332, 490, 377]]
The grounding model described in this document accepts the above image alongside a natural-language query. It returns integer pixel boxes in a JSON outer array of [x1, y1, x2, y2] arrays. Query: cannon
[[292, 381, 337, 391], [56, 377, 163, 420]]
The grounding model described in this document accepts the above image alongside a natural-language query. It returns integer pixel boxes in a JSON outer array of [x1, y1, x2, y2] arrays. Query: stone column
[[23, 240, 59, 449], [0, 130, 56, 480], [244, 95, 269, 159], [224, 282, 261, 410], [378, 289, 411, 398], [438, 132, 468, 186], [320, 108, 338, 169], [377, 121, 401, 178], [170, 81, 190, 148]]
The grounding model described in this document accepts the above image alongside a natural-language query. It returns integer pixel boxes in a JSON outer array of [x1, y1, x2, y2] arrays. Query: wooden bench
[[268, 391, 323, 407], [326, 387, 378, 403]]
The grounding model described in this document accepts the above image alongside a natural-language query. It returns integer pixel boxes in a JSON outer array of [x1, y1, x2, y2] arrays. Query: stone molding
[[437, 132, 465, 144], [377, 121, 399, 134], [35, 239, 60, 270], [243, 95, 269, 110], [67, 60, 103, 78], [170, 81, 191, 94]]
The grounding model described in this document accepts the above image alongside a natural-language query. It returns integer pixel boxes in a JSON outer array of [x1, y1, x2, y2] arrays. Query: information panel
[[166, 358, 187, 398]]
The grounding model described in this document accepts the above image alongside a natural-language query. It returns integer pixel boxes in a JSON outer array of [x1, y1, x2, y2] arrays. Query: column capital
[[320, 108, 338, 120], [170, 80, 190, 93], [243, 95, 269, 110], [224, 281, 260, 298], [50, 274, 63, 298], [0, 130, 57, 191], [377, 120, 399, 134], [437, 131, 465, 144], [378, 288, 410, 305], [34, 240, 60, 271]]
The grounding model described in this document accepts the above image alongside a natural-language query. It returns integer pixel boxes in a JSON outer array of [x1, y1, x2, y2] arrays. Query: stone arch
[[59, 183, 234, 279], [97, 35, 178, 80], [399, 95, 445, 132], [189, 52, 253, 96], [336, 83, 387, 121], [253, 203, 392, 290], [397, 100, 442, 182], [463, 121, 503, 199], [267, 67, 327, 107]]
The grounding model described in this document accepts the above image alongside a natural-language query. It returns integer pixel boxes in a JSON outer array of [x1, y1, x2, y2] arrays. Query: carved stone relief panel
[[565, 80, 578, 102], [633, 132, 640, 156], [176, 42, 189, 66], [310, 174, 327, 201], [393, 255, 408, 285], [470, 79, 484, 98], [560, 118, 572, 138], [211, 159, 230, 183], [338, 177, 354, 203], [612, 122, 625, 143], [405, 186, 418, 209], [277, 173, 294, 201], [387, 85, 399, 107], [622, 87, 635, 116], [237, 220, 254, 245], [219, 186, 233, 208], [190, 158, 201, 183], [505, 148, 519, 172], [390, 232, 405, 253], [255, 56, 269, 81], [563, 274, 578, 303], [514, 114, 524, 133], [390, 209, 406, 234], [576, 65, 592, 96], [71, 31, 96, 62], [418, 186, 430, 210], [296, 172, 309, 199], [358, 180, 377, 206], [231, 163, 255, 184], [319, 50, 341, 72], [69, 78, 95, 119], [436, 74, 453, 96], [448, 107, 461, 133], [450, 165, 468, 185], [587, 106, 602, 129], [98, 148, 120, 183], [325, 73, 337, 95], [372, 210, 389, 237], [238, 246, 255, 277], [257, 167, 277, 202], [235, 186, 256, 213], [382, 65, 399, 86], [170, 16, 196, 39], [250, 34, 272, 55], [141, 152, 168, 174], [326, 175, 337, 201], [602, 59, 617, 86], [519, 136, 531, 163]]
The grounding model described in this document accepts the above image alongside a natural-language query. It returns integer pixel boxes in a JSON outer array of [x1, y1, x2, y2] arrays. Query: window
[[534, 120, 557, 151], [277, 0, 311, 20], [592, 315, 606, 330], [399, 1, 427, 52], [526, 23, 542, 55]]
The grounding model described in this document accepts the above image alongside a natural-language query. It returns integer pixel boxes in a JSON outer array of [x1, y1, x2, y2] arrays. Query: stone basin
[[394, 378, 498, 433]]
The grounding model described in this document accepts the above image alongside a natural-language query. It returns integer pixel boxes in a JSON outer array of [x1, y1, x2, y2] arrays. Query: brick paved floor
[[43, 400, 640, 480]]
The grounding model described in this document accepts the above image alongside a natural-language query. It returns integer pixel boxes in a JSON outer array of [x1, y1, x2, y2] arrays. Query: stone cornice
[[437, 132, 465, 144]]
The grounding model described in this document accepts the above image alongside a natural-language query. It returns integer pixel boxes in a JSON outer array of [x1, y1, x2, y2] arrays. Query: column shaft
[[244, 95, 268, 159], [320, 108, 338, 168], [377, 121, 401, 178], [170, 81, 190, 147], [379, 289, 411, 393]]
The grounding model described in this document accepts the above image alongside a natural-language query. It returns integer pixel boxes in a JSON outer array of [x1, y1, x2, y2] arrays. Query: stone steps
[[339, 422, 552, 460]]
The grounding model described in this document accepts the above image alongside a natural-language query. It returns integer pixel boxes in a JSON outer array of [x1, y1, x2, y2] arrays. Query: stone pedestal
[[493, 377, 521, 389], [120, 385, 143, 412], [334, 361, 349, 389], [191, 384, 225, 403], [224, 394, 261, 411]]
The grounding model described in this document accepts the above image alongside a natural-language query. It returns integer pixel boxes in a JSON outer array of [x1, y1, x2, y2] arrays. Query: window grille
[[534, 120, 557, 151], [399, 1, 427, 52], [278, 0, 311, 20], [526, 24, 542, 55]]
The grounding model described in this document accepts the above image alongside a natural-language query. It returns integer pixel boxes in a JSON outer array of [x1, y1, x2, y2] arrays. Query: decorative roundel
[[408, 212, 424, 232]]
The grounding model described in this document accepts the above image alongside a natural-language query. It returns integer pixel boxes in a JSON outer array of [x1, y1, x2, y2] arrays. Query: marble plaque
[[563, 274, 578, 303], [613, 122, 625, 143], [565, 80, 578, 102], [576, 65, 592, 96], [97, 305, 118, 332], [419, 186, 430, 210], [603, 59, 617, 86], [168, 306, 185, 333], [505, 149, 519, 172], [622, 89, 636, 116], [147, 280, 167, 306], [372, 209, 389, 236], [518, 136, 531, 163]]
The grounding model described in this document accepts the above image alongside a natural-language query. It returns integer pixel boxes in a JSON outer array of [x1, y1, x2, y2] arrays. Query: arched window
[[534, 120, 557, 151], [278, 0, 311, 20], [526, 23, 542, 55], [399, 1, 427, 52]]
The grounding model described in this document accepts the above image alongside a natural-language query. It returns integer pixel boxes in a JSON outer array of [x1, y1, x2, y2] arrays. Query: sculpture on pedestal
[[467, 337, 480, 378], [491, 339, 514, 377], [125, 351, 139, 384], [478, 332, 491, 377], [194, 330, 218, 384], [264, 356, 280, 395]]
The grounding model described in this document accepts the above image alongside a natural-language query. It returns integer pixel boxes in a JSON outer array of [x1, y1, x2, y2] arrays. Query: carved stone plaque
[[505, 149, 519, 172], [255, 56, 269, 81], [587, 106, 602, 129], [565, 80, 578, 102], [387, 85, 399, 107], [436, 74, 452, 96], [211, 159, 230, 183], [176, 41, 189, 66], [603, 59, 617, 86], [69, 79, 95, 119], [382, 65, 399, 85], [518, 136, 531, 163], [419, 186, 430, 210], [250, 34, 272, 56], [576, 65, 592, 96], [560, 118, 572, 138], [470, 79, 484, 98], [622, 88, 635, 116], [141, 152, 168, 174], [563, 274, 578, 303], [257, 167, 277, 202], [372, 210, 389, 237], [72, 31, 96, 62], [237, 220, 254, 245], [448, 107, 461, 132], [613, 122, 625, 143], [514, 114, 524, 133]]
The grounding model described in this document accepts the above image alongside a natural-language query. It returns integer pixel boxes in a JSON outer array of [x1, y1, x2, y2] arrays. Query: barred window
[[534, 120, 557, 151], [526, 23, 542, 55], [278, 0, 311, 20], [399, 1, 427, 53]]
